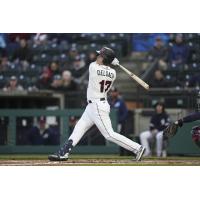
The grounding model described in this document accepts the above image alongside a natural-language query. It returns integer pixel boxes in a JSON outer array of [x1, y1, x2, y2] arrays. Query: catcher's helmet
[[191, 125, 200, 148], [96, 47, 115, 65]]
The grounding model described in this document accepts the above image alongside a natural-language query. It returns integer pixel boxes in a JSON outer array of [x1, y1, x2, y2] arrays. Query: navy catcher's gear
[[191, 126, 200, 148], [163, 122, 179, 138]]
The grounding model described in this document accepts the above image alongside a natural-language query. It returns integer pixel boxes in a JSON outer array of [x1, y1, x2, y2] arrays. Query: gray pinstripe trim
[[95, 103, 137, 153]]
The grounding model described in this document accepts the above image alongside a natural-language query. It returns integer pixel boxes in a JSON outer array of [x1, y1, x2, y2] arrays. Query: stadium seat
[[59, 40, 69, 52], [59, 53, 68, 64], [0, 75, 5, 88]]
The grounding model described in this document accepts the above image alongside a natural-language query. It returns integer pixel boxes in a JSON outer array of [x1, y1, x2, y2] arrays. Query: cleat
[[48, 139, 73, 162], [48, 154, 68, 161], [135, 146, 145, 161]]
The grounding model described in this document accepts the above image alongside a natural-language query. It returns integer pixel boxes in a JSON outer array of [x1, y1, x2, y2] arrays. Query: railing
[[0, 109, 118, 154]]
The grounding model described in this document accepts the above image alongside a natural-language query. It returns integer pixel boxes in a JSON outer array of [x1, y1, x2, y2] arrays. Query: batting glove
[[111, 58, 119, 66]]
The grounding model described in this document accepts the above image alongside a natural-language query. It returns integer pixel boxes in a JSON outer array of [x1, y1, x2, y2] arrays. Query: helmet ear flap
[[102, 56, 112, 65], [97, 47, 115, 65]]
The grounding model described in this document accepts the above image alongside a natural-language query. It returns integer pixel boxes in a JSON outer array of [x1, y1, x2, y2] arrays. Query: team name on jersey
[[97, 70, 114, 79]]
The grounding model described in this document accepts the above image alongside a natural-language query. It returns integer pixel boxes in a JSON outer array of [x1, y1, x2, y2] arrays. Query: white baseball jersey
[[67, 61, 142, 155], [87, 62, 116, 100]]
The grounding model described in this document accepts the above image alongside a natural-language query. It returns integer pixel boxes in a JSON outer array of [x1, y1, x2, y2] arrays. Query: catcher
[[164, 91, 200, 138], [163, 112, 200, 138]]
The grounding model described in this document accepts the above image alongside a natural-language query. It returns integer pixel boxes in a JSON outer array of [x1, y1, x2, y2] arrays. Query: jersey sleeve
[[182, 112, 200, 123], [165, 114, 171, 127], [89, 62, 95, 73]]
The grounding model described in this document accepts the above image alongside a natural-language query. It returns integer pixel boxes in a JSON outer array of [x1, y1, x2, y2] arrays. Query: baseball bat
[[117, 64, 150, 90]]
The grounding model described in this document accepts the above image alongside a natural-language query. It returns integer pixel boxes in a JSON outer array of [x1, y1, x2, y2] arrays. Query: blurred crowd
[[135, 33, 200, 88], [1, 33, 199, 92], [0, 33, 129, 93]]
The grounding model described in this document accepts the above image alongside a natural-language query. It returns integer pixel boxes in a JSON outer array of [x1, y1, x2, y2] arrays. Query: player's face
[[96, 55, 103, 65], [111, 91, 118, 98], [156, 40, 162, 48], [10, 79, 17, 87], [156, 105, 163, 114]]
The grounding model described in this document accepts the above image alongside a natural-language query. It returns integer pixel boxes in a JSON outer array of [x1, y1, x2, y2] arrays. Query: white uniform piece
[[68, 62, 141, 154], [140, 130, 163, 157]]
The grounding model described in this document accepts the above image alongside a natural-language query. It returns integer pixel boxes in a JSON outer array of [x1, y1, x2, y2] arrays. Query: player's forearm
[[182, 112, 200, 123], [176, 112, 200, 126]]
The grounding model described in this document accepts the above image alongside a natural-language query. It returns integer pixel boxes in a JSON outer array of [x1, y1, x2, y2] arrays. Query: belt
[[88, 98, 105, 103]]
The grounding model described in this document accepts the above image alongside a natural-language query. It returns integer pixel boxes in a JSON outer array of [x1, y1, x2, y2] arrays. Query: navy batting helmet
[[96, 47, 115, 65], [191, 125, 200, 148]]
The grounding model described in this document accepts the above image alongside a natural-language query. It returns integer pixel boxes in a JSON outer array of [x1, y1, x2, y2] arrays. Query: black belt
[[88, 98, 105, 103]]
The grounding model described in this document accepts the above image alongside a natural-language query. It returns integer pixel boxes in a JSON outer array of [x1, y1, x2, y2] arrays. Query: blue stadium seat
[[59, 40, 69, 52]]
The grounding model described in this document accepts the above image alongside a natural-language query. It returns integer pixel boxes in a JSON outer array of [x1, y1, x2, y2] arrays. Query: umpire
[[140, 102, 170, 157]]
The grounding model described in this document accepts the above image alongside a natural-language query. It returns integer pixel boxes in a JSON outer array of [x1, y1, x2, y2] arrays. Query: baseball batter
[[48, 47, 145, 161]]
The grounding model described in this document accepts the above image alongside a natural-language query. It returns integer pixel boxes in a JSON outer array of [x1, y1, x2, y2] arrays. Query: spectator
[[37, 66, 52, 89], [27, 117, 46, 145], [187, 73, 200, 88], [68, 46, 79, 63], [3, 76, 24, 92], [169, 34, 189, 67], [12, 39, 32, 71], [27, 116, 59, 145], [86, 51, 97, 66], [148, 37, 168, 70], [43, 125, 60, 145], [49, 61, 60, 76], [132, 33, 169, 52], [33, 33, 48, 45], [43, 117, 60, 145], [0, 57, 10, 73], [139, 102, 170, 157], [49, 75, 63, 91], [62, 70, 77, 91], [150, 69, 168, 88], [0, 33, 7, 57], [109, 87, 128, 133], [8, 33, 31, 43], [71, 55, 87, 79], [13, 39, 32, 62]]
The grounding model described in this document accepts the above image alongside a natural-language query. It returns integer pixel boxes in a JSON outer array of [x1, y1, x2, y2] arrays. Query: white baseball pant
[[68, 100, 141, 154], [139, 130, 163, 157]]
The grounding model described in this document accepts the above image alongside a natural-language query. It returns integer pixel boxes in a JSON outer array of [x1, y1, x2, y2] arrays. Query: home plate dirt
[[0, 157, 200, 166]]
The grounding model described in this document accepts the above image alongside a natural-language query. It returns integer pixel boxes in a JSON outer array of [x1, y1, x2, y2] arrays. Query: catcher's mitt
[[163, 123, 179, 138]]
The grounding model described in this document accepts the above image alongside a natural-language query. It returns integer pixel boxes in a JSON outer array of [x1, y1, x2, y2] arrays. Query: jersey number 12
[[99, 80, 112, 93]]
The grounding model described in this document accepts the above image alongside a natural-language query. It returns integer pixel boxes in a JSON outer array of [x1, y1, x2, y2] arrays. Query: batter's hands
[[111, 58, 119, 66]]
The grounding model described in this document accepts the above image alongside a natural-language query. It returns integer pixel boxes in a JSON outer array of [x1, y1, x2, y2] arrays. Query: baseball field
[[0, 154, 200, 166]]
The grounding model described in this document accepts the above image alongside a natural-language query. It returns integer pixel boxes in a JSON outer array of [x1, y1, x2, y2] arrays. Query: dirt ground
[[0, 155, 200, 166]]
